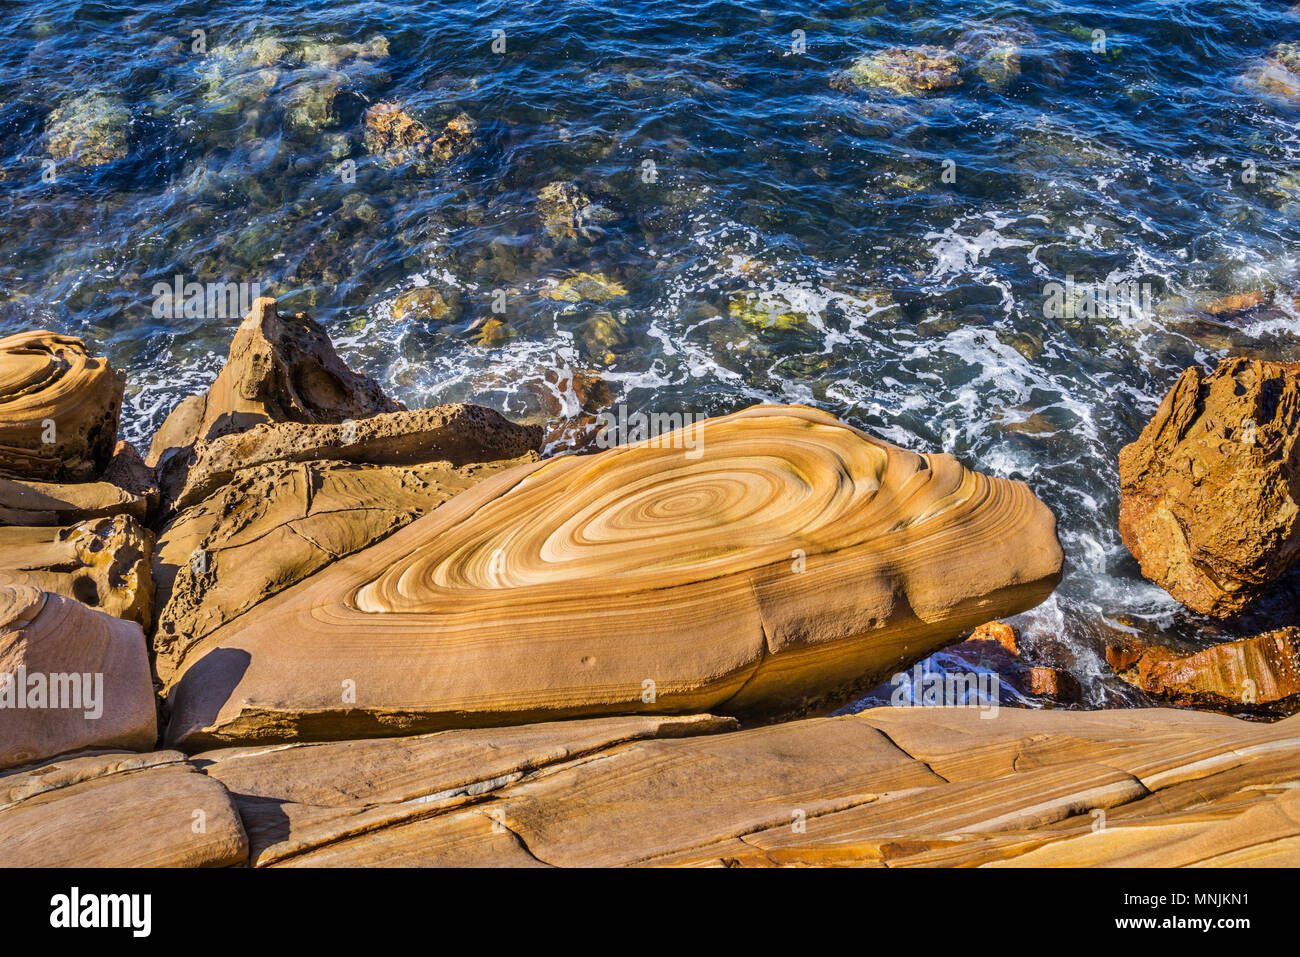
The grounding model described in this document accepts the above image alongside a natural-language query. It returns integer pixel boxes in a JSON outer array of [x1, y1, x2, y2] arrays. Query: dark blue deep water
[[2, 0, 1299, 706]]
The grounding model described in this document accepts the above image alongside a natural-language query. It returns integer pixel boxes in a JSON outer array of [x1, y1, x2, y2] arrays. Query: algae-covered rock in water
[[729, 293, 807, 331], [577, 310, 631, 364], [284, 74, 343, 132], [363, 103, 477, 170], [542, 271, 628, 303], [1242, 42, 1300, 101], [842, 46, 965, 94], [45, 91, 129, 167], [473, 318, 511, 347], [955, 25, 1027, 90], [391, 286, 451, 322], [537, 181, 618, 239]]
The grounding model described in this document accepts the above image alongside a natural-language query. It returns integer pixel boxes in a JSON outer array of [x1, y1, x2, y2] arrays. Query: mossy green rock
[[46, 92, 129, 167]]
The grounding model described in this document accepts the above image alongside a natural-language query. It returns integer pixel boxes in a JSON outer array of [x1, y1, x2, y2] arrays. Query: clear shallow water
[[2, 0, 1299, 708]]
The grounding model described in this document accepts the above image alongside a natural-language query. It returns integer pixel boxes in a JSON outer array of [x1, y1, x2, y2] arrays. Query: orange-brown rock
[[173, 403, 543, 512], [1104, 642, 1143, 673], [0, 585, 155, 771], [1108, 627, 1300, 712], [1024, 665, 1081, 703], [0, 750, 247, 867], [147, 297, 400, 478], [0, 331, 124, 481], [164, 404, 1062, 749], [152, 454, 537, 683], [1203, 291, 1268, 317], [970, 620, 1019, 655], [0, 514, 154, 628], [1119, 356, 1300, 616]]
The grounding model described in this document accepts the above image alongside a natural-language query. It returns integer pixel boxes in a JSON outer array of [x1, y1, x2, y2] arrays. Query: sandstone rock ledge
[[164, 404, 1064, 748], [10, 707, 1292, 867], [0, 750, 247, 867]]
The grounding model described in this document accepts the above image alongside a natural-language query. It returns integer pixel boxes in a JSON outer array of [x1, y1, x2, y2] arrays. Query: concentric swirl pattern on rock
[[0, 332, 125, 481], [360, 425, 890, 598], [166, 405, 1063, 749]]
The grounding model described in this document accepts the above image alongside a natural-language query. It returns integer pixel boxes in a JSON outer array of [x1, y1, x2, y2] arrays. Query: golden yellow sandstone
[[164, 404, 1062, 748]]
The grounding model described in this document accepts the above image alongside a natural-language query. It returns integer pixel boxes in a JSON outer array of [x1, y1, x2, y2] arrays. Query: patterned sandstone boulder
[[0, 331, 124, 481], [164, 404, 1063, 748]]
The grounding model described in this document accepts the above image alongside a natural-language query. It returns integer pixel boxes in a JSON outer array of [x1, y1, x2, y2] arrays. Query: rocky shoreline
[[2, 298, 1299, 866]]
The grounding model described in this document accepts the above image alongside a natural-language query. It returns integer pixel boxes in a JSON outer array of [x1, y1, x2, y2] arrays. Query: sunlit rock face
[[165, 404, 1062, 749], [1119, 357, 1300, 617], [0, 584, 156, 772], [0, 331, 124, 482]]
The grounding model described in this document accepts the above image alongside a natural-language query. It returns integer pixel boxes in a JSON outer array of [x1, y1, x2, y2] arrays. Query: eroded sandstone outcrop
[[0, 440, 159, 527], [0, 331, 124, 481], [0, 514, 154, 627], [1119, 356, 1300, 616], [194, 714, 733, 866], [0, 474, 149, 526], [152, 454, 537, 683], [148, 297, 401, 501], [0, 585, 155, 771], [173, 404, 544, 512], [164, 403, 1062, 749], [4, 694, 1290, 866]]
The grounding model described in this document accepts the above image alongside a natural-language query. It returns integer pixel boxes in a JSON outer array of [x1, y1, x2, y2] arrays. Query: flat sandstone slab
[[175, 707, 1300, 867], [194, 714, 736, 866], [0, 749, 247, 867]]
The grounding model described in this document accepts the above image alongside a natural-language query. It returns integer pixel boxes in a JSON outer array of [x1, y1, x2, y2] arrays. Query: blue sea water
[[2, 0, 1299, 707]]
